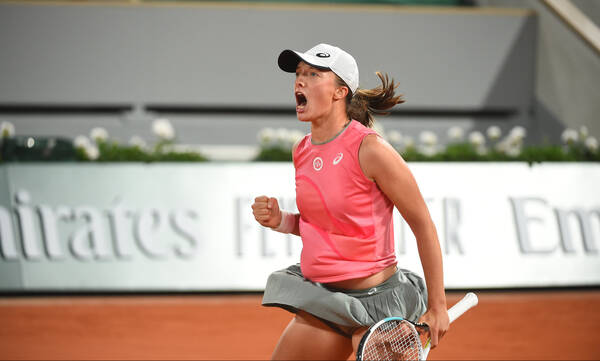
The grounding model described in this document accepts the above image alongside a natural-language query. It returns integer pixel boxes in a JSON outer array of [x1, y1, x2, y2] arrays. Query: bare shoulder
[[360, 133, 395, 157], [359, 134, 406, 178]]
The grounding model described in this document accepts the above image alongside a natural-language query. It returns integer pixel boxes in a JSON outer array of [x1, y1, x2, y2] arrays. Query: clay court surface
[[1, 290, 599, 360]]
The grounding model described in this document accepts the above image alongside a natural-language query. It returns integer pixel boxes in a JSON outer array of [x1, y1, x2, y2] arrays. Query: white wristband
[[274, 210, 295, 234]]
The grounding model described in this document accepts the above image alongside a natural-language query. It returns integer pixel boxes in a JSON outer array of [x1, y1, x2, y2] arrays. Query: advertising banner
[[0, 163, 598, 291]]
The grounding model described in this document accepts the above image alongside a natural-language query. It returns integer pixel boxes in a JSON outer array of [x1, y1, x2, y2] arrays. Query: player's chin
[[295, 112, 309, 122]]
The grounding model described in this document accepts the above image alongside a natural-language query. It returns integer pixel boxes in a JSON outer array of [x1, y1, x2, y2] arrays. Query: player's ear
[[334, 85, 349, 100]]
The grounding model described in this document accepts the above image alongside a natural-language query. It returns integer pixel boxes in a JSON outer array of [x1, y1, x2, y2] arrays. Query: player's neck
[[310, 112, 350, 145]]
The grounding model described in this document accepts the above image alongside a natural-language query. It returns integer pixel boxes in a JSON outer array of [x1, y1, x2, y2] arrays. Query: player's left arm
[[359, 134, 449, 348]]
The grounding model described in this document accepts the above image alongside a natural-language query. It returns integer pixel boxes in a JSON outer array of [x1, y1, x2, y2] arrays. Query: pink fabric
[[294, 120, 397, 283]]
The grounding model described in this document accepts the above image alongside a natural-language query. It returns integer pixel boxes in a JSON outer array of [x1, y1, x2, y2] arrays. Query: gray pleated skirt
[[262, 264, 428, 337]]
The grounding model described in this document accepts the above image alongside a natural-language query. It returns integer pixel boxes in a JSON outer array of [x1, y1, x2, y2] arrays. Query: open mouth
[[295, 92, 307, 108]]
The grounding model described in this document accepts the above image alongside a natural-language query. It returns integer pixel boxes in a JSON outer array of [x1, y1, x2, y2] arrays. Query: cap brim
[[278, 49, 330, 73]]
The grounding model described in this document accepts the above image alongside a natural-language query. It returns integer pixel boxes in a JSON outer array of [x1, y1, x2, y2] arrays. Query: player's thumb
[[268, 197, 279, 211]]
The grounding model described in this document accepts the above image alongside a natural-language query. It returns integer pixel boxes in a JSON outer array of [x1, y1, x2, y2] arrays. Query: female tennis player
[[252, 43, 449, 360]]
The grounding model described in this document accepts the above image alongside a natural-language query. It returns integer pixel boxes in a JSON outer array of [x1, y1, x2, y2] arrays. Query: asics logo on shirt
[[333, 153, 343, 165], [313, 157, 323, 171]]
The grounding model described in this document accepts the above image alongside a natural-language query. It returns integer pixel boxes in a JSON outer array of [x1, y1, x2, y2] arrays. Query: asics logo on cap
[[316, 52, 330, 58]]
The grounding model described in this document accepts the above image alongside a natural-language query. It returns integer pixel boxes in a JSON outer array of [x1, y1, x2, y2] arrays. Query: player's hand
[[251, 196, 282, 229], [419, 307, 449, 349]]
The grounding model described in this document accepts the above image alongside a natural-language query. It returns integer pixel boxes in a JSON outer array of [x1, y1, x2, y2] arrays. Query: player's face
[[294, 62, 338, 123]]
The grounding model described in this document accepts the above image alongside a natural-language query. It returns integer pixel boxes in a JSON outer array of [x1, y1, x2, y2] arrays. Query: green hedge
[[1, 121, 597, 164], [79, 141, 208, 163], [253, 125, 600, 163]]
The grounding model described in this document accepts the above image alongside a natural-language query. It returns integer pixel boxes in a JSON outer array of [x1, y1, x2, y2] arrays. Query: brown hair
[[336, 72, 404, 128]]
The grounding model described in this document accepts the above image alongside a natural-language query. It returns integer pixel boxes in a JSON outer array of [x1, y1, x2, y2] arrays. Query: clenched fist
[[252, 196, 282, 229]]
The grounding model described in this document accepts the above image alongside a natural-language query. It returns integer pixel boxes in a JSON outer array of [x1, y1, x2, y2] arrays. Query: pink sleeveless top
[[293, 120, 397, 283]]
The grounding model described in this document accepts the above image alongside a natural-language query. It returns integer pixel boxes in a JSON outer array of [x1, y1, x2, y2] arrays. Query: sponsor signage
[[0, 163, 598, 291]]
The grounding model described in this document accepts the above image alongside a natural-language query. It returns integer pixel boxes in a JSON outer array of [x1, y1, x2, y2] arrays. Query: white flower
[[508, 135, 523, 148], [275, 128, 290, 146], [486, 126, 502, 141], [152, 118, 175, 140], [257, 127, 303, 150], [275, 128, 289, 138], [447, 127, 464, 142], [419, 131, 438, 147], [257, 127, 276, 147], [387, 130, 403, 145], [287, 129, 305, 147], [506, 127, 526, 149], [496, 137, 522, 157], [579, 126, 589, 139], [468, 131, 486, 147], [403, 136, 415, 149], [561, 128, 579, 144], [0, 121, 15, 138], [506, 145, 521, 158], [83, 144, 99, 160], [495, 139, 508, 153], [73, 135, 91, 149], [585, 136, 598, 152], [129, 135, 147, 149], [277, 128, 304, 150], [509, 126, 527, 140], [475, 145, 488, 156], [420, 145, 438, 157], [90, 127, 108, 142]]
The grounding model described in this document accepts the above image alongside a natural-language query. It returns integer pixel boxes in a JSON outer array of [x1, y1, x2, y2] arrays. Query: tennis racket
[[356, 292, 478, 361]]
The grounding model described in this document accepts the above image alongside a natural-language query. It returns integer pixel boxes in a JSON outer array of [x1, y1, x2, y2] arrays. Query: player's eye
[[311, 72, 318, 77]]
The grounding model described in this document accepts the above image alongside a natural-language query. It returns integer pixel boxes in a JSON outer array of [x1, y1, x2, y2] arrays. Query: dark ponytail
[[337, 72, 404, 128]]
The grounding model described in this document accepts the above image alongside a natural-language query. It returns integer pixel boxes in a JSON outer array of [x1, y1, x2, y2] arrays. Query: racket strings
[[361, 320, 423, 361]]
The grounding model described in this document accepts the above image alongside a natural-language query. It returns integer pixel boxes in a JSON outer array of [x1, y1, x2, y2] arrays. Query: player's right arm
[[251, 196, 300, 236]]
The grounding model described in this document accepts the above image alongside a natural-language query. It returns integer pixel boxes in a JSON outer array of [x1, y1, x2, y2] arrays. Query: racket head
[[356, 317, 430, 361]]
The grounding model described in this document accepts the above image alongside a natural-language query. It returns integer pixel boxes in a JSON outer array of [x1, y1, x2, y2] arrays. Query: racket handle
[[422, 292, 478, 360], [448, 292, 478, 324]]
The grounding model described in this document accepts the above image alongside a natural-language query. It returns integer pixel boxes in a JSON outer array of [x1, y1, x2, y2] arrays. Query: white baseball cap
[[278, 43, 359, 94]]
